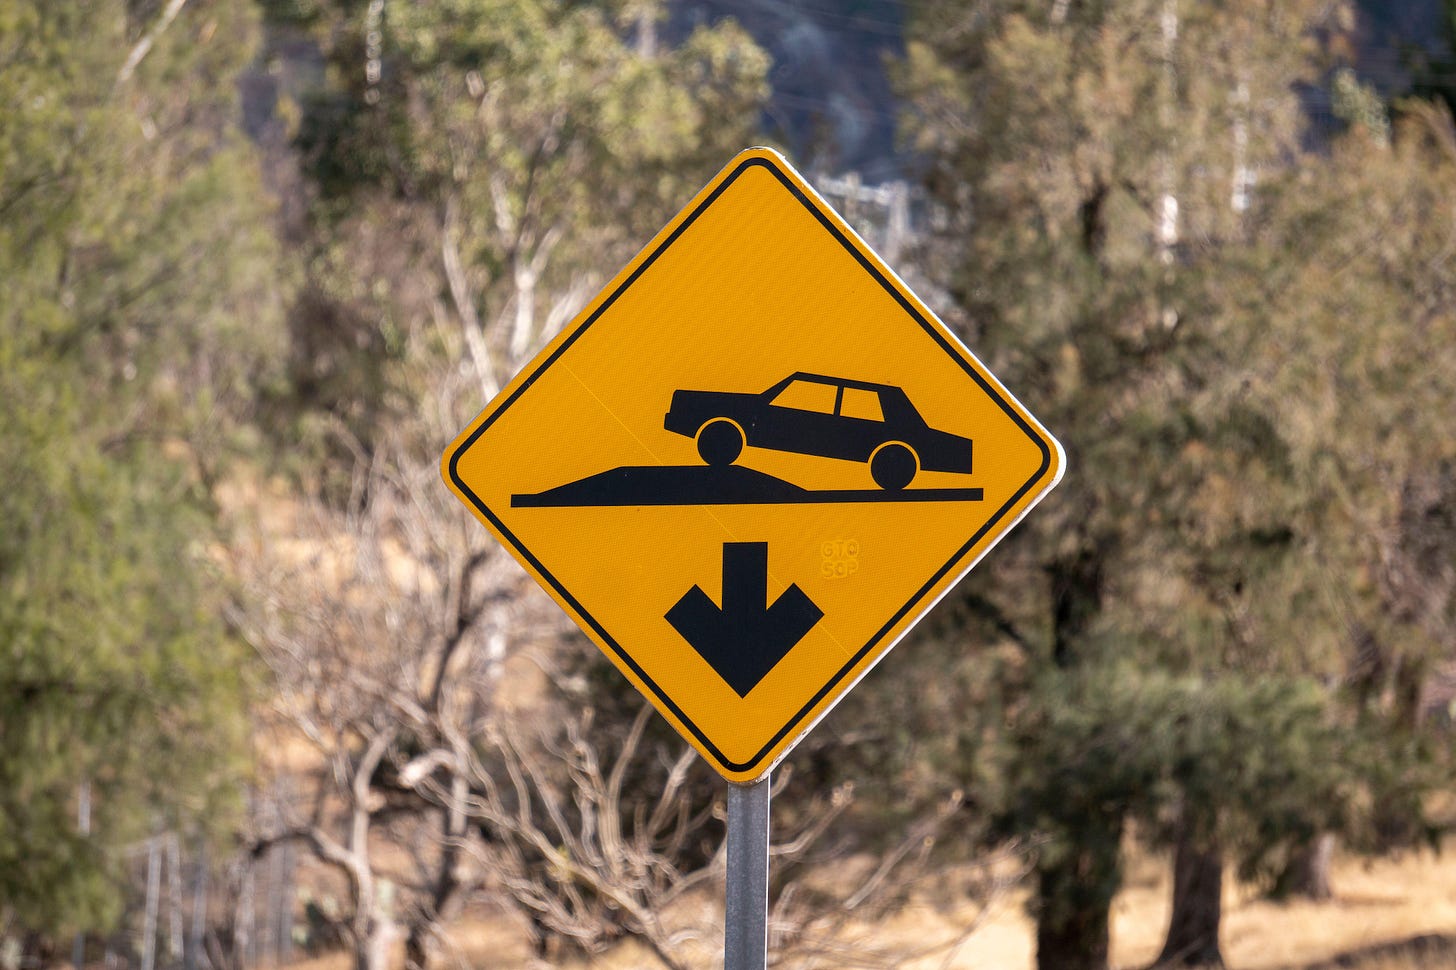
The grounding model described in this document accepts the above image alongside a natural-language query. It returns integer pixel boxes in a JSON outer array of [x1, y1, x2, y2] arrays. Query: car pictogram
[[664, 373, 974, 490]]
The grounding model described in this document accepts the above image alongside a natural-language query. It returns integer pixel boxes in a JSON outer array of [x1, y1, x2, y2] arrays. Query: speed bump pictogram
[[443, 147, 1063, 783]]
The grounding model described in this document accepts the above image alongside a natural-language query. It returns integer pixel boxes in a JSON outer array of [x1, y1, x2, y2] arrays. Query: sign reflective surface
[[444, 148, 1063, 782]]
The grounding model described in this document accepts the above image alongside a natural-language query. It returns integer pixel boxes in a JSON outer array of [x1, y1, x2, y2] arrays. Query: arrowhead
[[666, 542, 823, 697]]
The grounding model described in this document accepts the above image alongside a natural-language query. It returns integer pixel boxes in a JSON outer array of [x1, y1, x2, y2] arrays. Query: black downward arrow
[[666, 542, 823, 698]]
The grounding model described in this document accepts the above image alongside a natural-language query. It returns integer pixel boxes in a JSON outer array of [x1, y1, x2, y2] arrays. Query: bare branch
[[443, 195, 500, 401], [116, 0, 190, 86]]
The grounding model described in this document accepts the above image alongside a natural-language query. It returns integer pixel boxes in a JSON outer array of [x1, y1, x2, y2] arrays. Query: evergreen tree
[[0, 0, 283, 945], [896, 1, 1455, 966]]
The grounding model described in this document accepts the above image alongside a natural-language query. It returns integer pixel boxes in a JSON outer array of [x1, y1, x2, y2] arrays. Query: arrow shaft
[[722, 542, 768, 616]]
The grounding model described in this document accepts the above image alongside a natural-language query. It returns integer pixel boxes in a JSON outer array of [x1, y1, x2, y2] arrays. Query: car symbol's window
[[770, 379, 838, 415], [839, 387, 884, 422]]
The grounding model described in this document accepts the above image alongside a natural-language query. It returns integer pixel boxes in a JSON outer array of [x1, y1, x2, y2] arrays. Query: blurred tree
[[238, 2, 770, 967], [895, 1, 1455, 967], [0, 0, 282, 950], [1236, 100, 1456, 855], [0, 360, 249, 946], [260, 0, 768, 478]]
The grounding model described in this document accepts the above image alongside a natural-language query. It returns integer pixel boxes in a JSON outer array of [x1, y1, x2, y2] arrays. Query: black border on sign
[[447, 156, 1053, 775]]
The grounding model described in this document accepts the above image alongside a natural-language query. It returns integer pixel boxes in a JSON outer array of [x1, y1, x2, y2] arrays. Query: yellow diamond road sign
[[443, 148, 1063, 783]]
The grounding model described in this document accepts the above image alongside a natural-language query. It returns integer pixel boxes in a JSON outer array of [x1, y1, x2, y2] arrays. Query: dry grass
[[931, 840, 1456, 970], [1107, 843, 1456, 970], [392, 838, 1456, 970]]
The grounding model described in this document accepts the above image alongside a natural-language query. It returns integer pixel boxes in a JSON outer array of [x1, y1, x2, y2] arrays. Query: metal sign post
[[725, 772, 771, 970]]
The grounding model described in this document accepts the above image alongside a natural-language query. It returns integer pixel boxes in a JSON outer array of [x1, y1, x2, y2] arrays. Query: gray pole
[[724, 772, 771, 970]]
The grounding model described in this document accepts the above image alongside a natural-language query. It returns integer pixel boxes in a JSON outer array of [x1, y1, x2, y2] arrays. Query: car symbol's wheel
[[697, 419, 745, 466], [870, 442, 918, 490]]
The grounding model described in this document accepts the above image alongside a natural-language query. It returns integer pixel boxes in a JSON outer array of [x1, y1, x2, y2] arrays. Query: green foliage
[[0, 0, 280, 940], [0, 362, 249, 932], [1, 0, 288, 452], [893, 0, 1456, 964], [263, 0, 769, 481]]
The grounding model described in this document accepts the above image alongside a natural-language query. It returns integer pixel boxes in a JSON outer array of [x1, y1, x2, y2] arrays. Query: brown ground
[[281, 838, 1456, 970]]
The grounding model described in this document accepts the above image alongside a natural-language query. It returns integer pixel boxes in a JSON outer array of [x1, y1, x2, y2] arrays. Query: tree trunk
[[1156, 836, 1224, 967], [403, 930, 427, 970], [1156, 0, 1180, 268], [1035, 887, 1110, 970], [167, 835, 185, 966], [142, 838, 162, 970], [353, 911, 395, 970], [1034, 813, 1123, 970], [509, 258, 538, 360], [349, 875, 396, 970], [404, 774, 471, 970], [1272, 833, 1334, 901], [1034, 859, 1112, 970], [1049, 551, 1105, 669]]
